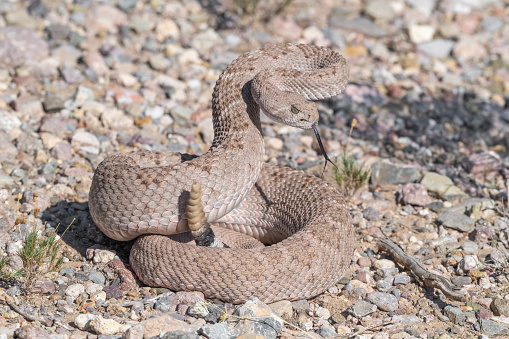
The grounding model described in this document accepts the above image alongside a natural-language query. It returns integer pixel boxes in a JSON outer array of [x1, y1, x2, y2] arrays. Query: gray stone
[[461, 241, 479, 254], [170, 105, 193, 122], [117, 0, 138, 12], [451, 276, 472, 286], [376, 280, 392, 292], [233, 298, 284, 339], [291, 299, 309, 313], [480, 319, 508, 336], [154, 295, 176, 312], [366, 292, 398, 312], [482, 16, 504, 32], [393, 275, 410, 285], [491, 299, 509, 317], [391, 315, 420, 324], [398, 183, 432, 206], [347, 300, 377, 318], [370, 161, 419, 186], [316, 324, 336, 338], [330, 16, 387, 37], [88, 270, 106, 285], [417, 39, 455, 59], [444, 305, 466, 325], [199, 323, 239, 339], [437, 211, 475, 232], [187, 301, 209, 318]]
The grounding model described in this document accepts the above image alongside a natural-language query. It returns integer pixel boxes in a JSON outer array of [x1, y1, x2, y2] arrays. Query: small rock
[[393, 275, 410, 285], [268, 300, 293, 320], [444, 305, 466, 325], [65, 284, 85, 299], [233, 298, 283, 339], [398, 183, 432, 206], [199, 323, 239, 339], [357, 256, 372, 267], [139, 314, 199, 338], [74, 314, 97, 331], [470, 226, 496, 243], [14, 325, 50, 339], [408, 24, 435, 43], [417, 39, 455, 58], [392, 314, 420, 324], [480, 318, 508, 336], [461, 241, 479, 254], [420, 172, 464, 197], [457, 255, 480, 274], [451, 276, 472, 286], [376, 280, 392, 292], [370, 161, 419, 186], [0, 27, 49, 68], [373, 259, 395, 269], [462, 152, 502, 176], [491, 299, 509, 317], [316, 324, 336, 338], [367, 292, 398, 312], [90, 315, 123, 335], [347, 300, 377, 318], [187, 301, 209, 318], [437, 211, 475, 232], [477, 308, 493, 320]]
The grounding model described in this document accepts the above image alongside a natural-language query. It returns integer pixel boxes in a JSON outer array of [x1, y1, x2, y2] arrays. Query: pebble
[[373, 259, 396, 269], [491, 299, 509, 317], [480, 319, 508, 336], [90, 315, 124, 335], [393, 275, 410, 285], [65, 284, 85, 299], [437, 211, 475, 232], [347, 300, 377, 318], [444, 306, 466, 325], [461, 241, 479, 254], [370, 161, 419, 186], [417, 39, 456, 58], [0, 27, 48, 68], [457, 255, 480, 274], [398, 183, 432, 206], [376, 280, 392, 292], [366, 292, 399, 312]]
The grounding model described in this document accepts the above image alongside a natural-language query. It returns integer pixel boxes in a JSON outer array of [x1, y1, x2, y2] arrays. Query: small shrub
[[334, 119, 371, 199], [0, 193, 71, 292]]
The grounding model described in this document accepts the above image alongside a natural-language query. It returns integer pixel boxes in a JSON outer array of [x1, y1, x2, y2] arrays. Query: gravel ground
[[0, 0, 509, 338]]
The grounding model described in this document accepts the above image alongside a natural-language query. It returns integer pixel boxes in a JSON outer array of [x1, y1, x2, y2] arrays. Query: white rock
[[90, 315, 124, 335], [409, 25, 435, 44], [457, 255, 480, 274], [93, 249, 116, 264], [315, 307, 330, 320], [65, 284, 85, 299], [373, 259, 396, 269], [74, 313, 97, 330]]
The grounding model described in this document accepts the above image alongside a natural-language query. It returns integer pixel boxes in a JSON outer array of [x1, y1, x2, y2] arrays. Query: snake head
[[256, 90, 319, 129]]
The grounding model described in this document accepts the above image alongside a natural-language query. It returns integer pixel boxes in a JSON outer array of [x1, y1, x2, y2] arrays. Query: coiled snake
[[89, 43, 354, 304]]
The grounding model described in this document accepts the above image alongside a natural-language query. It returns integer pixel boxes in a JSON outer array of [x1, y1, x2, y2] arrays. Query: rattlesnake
[[89, 43, 354, 304]]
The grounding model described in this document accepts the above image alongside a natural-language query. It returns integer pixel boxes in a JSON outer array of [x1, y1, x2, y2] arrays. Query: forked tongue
[[312, 124, 338, 177]]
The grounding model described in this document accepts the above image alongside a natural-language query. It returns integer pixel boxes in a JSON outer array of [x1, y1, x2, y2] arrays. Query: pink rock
[[398, 183, 432, 206], [456, 13, 479, 34], [83, 51, 109, 76], [462, 152, 502, 176]]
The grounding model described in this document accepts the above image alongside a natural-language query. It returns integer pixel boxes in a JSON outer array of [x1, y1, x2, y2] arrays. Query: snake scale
[[89, 43, 354, 304]]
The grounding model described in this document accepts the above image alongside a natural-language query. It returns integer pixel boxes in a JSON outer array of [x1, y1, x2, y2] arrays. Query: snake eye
[[290, 105, 300, 114]]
